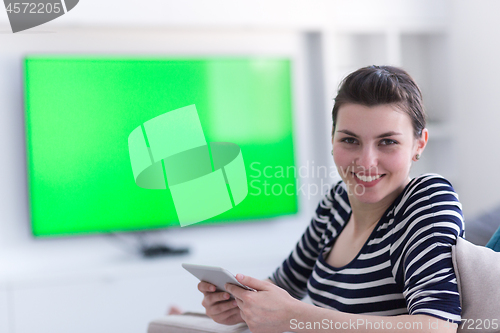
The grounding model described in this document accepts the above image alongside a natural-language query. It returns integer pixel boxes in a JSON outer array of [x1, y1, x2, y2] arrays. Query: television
[[24, 56, 298, 237]]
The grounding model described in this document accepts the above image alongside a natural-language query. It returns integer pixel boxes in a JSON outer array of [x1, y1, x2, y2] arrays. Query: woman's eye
[[341, 137, 358, 144], [380, 139, 398, 146]]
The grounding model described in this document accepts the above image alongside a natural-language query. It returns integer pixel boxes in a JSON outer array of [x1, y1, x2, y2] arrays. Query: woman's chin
[[352, 193, 384, 204], [345, 184, 385, 204]]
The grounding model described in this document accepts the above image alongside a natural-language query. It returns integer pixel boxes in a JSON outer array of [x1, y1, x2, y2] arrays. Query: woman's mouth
[[352, 172, 385, 187]]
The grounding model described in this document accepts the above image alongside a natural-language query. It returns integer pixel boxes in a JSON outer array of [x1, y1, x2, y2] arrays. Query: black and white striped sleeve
[[391, 174, 464, 323]]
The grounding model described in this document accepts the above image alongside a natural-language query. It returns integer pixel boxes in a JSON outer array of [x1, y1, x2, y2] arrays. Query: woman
[[198, 66, 464, 333]]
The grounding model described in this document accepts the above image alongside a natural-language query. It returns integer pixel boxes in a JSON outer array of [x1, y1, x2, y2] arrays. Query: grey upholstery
[[451, 237, 500, 333]]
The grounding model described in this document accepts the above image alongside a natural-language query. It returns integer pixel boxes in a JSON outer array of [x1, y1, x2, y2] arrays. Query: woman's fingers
[[198, 281, 244, 325], [201, 290, 232, 307], [167, 305, 183, 315], [224, 312, 244, 326], [206, 299, 238, 316], [211, 306, 242, 324], [198, 281, 217, 293]]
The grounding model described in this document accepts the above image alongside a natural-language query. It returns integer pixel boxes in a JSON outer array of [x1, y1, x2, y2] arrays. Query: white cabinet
[[0, 288, 10, 333], [400, 33, 457, 183], [12, 273, 199, 333], [0, 218, 306, 333], [7, 259, 287, 333], [8, 260, 285, 333]]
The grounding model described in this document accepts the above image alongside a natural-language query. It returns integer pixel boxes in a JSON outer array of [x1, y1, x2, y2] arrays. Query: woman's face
[[332, 103, 427, 205]]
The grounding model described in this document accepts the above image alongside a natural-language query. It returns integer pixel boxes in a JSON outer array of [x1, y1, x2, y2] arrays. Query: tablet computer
[[182, 263, 256, 294]]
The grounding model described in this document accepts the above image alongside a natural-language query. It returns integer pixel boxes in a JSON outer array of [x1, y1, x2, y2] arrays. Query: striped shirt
[[270, 174, 464, 323]]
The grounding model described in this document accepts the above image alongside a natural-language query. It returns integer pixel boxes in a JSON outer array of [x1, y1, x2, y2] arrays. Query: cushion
[[486, 225, 500, 251], [147, 312, 250, 333], [451, 237, 500, 333]]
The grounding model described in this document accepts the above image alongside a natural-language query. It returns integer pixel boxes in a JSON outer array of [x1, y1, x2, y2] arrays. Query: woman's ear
[[414, 128, 429, 160]]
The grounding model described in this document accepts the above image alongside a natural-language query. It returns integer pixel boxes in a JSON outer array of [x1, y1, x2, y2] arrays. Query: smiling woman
[[197, 66, 464, 333], [332, 103, 426, 205]]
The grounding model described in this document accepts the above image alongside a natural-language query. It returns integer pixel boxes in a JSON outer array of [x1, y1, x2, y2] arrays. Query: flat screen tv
[[24, 56, 298, 237]]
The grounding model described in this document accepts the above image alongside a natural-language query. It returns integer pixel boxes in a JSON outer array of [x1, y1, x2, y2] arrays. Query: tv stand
[[106, 231, 190, 258], [140, 244, 189, 258]]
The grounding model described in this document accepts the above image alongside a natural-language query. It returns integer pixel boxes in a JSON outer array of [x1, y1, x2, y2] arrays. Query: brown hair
[[332, 65, 426, 138]]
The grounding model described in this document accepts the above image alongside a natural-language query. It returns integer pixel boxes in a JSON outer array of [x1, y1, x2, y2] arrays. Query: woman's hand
[[225, 274, 300, 333], [198, 281, 245, 325]]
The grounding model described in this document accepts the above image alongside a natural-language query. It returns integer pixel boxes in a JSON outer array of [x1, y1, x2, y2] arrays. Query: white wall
[[450, 0, 500, 218], [0, 0, 447, 30]]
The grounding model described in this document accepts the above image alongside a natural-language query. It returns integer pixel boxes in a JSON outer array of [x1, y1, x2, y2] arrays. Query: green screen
[[24, 56, 297, 237]]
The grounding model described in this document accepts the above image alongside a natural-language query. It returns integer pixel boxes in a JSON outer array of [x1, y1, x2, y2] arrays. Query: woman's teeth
[[355, 173, 382, 182]]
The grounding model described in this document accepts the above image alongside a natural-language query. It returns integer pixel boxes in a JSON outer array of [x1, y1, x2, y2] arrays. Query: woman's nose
[[356, 146, 378, 170]]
